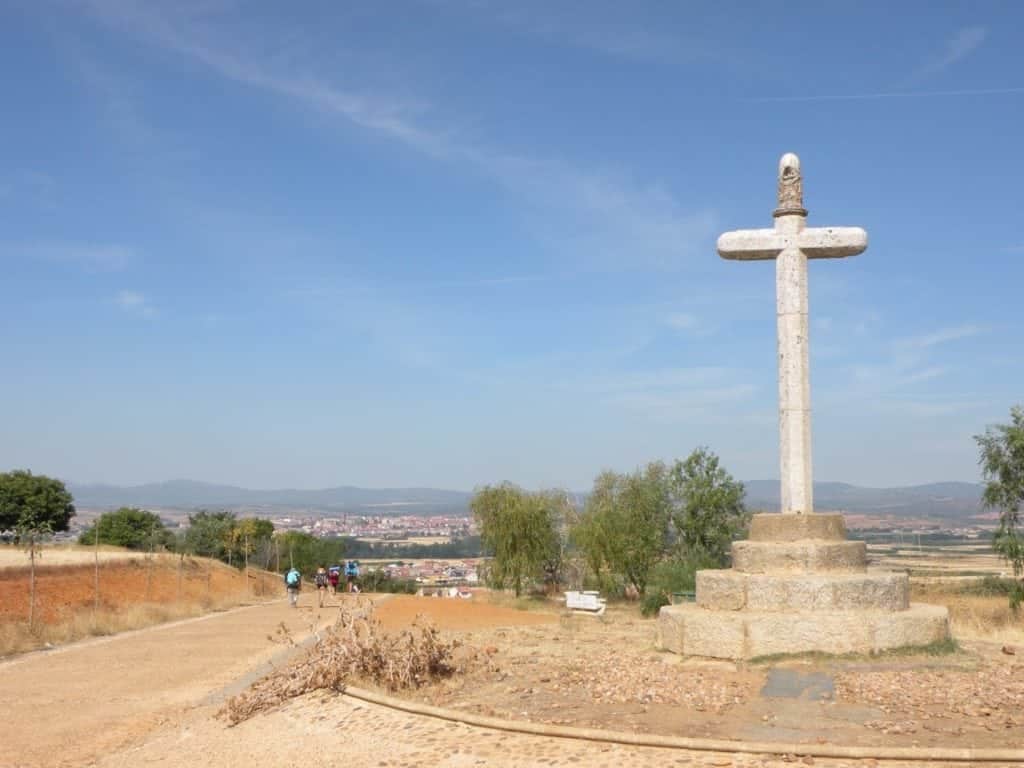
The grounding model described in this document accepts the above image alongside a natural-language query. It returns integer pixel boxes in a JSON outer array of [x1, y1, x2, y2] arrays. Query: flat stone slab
[[760, 669, 835, 701], [656, 602, 949, 660], [696, 570, 909, 612], [748, 512, 847, 542], [731, 540, 866, 573]]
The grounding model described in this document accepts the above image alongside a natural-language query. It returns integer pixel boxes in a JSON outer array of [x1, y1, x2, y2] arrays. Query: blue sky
[[2, 1, 1022, 491]]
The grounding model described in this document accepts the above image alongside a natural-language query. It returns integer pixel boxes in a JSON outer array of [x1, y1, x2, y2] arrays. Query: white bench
[[564, 590, 607, 616]]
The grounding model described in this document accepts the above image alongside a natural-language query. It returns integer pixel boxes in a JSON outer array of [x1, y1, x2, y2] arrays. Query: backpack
[[286, 569, 300, 586], [315, 572, 328, 587]]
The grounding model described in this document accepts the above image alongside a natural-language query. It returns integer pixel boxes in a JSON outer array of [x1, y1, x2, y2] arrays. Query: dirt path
[[0, 598, 340, 768], [6, 594, 1020, 768]]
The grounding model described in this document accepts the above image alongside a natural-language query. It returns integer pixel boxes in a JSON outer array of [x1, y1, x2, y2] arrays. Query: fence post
[[28, 532, 37, 630], [93, 523, 100, 621], [177, 550, 184, 602]]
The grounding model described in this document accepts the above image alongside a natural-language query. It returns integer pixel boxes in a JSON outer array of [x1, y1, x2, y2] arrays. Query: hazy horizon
[[66, 475, 982, 494]]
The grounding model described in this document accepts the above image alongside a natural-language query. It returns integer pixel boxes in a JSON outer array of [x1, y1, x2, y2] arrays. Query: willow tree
[[575, 463, 671, 596], [471, 483, 560, 597], [975, 405, 1024, 610]]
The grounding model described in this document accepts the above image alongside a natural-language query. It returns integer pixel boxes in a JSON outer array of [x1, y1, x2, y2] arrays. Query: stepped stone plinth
[[657, 513, 950, 659]]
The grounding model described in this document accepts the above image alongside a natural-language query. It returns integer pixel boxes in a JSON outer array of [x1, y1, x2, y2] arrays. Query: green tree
[[575, 463, 671, 595], [79, 507, 169, 550], [668, 447, 748, 564], [975, 405, 1024, 610], [0, 469, 76, 536], [0, 470, 75, 629], [228, 518, 275, 565], [184, 510, 236, 561], [569, 488, 614, 591], [472, 483, 560, 597], [535, 490, 571, 593]]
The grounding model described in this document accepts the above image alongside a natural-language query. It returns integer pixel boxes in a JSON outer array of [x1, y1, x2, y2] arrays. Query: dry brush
[[220, 602, 487, 725]]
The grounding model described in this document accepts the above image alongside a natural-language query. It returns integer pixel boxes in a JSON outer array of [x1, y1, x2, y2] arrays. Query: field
[[865, 536, 1008, 578], [0, 544, 282, 656], [354, 535, 452, 546]]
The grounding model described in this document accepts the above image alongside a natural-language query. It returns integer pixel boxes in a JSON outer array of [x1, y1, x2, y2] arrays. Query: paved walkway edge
[[341, 685, 1024, 764]]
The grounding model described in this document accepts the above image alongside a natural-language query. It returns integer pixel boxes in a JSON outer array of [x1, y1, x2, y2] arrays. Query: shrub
[[648, 550, 719, 595], [359, 570, 418, 594], [219, 602, 482, 725], [640, 591, 670, 617]]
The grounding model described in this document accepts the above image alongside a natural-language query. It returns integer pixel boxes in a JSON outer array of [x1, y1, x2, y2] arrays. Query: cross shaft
[[717, 154, 867, 515]]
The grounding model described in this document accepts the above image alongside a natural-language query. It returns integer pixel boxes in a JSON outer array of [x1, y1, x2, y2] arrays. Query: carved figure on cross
[[717, 153, 867, 515]]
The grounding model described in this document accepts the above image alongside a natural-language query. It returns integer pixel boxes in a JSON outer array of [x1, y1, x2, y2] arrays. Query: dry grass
[[220, 601, 487, 725], [0, 556, 283, 657], [911, 581, 1024, 644], [1, 600, 214, 656], [0, 543, 150, 569], [0, 592, 271, 657]]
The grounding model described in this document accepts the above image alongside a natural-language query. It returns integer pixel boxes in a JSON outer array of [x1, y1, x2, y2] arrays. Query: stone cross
[[717, 153, 867, 515]]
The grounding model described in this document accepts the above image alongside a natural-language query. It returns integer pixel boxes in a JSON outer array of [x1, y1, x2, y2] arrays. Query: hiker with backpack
[[284, 566, 301, 607], [344, 560, 360, 593], [314, 565, 329, 607], [328, 565, 341, 595]]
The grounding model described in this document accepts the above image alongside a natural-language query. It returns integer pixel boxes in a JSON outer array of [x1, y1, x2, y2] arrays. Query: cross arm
[[798, 227, 868, 259], [718, 226, 868, 261], [717, 229, 783, 260]]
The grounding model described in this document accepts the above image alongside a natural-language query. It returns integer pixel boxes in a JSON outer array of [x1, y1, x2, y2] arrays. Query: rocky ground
[[369, 600, 1024, 749], [4, 591, 1022, 767]]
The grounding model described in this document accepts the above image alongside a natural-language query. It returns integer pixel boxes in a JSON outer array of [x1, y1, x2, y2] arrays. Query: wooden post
[[93, 521, 101, 619], [28, 532, 37, 630], [244, 533, 249, 597], [177, 550, 184, 602], [145, 531, 154, 603]]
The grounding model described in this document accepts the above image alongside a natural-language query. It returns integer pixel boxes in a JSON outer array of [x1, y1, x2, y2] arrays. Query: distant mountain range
[[742, 480, 983, 520], [68, 478, 986, 520], [69, 479, 472, 514]]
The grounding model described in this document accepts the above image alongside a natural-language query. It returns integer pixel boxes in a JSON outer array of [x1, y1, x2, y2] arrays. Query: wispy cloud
[[836, 323, 986, 401], [664, 311, 698, 331], [11, 241, 133, 271], [910, 25, 988, 83], [894, 324, 985, 351], [872, 397, 988, 417], [81, 0, 714, 270], [427, 274, 552, 288], [606, 384, 757, 421], [115, 290, 156, 316], [0, 171, 57, 205], [442, 0, 721, 65], [747, 86, 1024, 103], [576, 367, 732, 394]]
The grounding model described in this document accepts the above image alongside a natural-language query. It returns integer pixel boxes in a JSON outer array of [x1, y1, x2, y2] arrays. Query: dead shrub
[[219, 603, 477, 725]]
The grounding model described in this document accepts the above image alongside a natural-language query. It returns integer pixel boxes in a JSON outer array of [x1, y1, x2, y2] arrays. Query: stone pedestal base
[[658, 603, 949, 659], [657, 512, 951, 660]]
